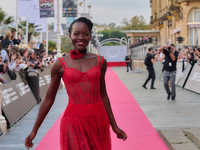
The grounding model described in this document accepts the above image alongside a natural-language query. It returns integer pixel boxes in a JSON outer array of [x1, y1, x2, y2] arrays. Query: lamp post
[[16, 0, 18, 39], [88, 4, 91, 17], [167, 11, 172, 28], [83, 0, 85, 13], [57, 0, 62, 58], [88, 4, 92, 52]]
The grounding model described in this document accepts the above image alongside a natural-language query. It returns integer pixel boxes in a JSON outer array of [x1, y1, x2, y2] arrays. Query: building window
[[188, 8, 200, 45]]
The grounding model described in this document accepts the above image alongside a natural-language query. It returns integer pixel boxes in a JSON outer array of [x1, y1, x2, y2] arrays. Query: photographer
[[30, 51, 44, 71], [187, 52, 196, 66], [9, 46, 24, 72], [158, 44, 178, 101], [11, 28, 21, 45], [142, 47, 157, 89]]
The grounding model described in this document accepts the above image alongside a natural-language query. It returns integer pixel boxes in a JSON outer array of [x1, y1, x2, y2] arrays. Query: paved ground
[[112, 67, 200, 130], [0, 66, 200, 150]]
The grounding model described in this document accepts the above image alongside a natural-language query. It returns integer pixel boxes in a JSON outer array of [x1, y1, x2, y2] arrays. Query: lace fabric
[[58, 55, 111, 150]]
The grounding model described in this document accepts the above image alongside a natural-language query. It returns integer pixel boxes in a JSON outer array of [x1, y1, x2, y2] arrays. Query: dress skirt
[[60, 101, 111, 150]]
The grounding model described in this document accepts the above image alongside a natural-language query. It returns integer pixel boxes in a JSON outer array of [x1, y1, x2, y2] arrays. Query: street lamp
[[158, 21, 164, 29], [167, 11, 172, 28], [167, 12, 172, 21], [88, 4, 91, 18]]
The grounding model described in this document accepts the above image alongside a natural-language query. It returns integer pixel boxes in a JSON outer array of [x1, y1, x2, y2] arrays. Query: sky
[[0, 0, 151, 26]]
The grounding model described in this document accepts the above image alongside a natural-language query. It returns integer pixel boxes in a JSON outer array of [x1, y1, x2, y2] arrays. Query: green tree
[[0, 8, 14, 26], [48, 40, 57, 52], [61, 36, 73, 53], [121, 15, 150, 30], [18, 21, 40, 42], [0, 7, 14, 35], [99, 29, 127, 45]]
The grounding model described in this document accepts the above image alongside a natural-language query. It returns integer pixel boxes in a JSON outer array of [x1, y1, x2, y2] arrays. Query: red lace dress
[[58, 55, 111, 150]]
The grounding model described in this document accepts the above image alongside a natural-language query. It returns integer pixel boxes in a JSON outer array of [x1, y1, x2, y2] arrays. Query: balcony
[[169, 5, 183, 20], [175, 0, 200, 3]]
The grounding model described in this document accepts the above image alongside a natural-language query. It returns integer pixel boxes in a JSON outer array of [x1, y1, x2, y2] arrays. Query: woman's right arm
[[25, 60, 62, 149]]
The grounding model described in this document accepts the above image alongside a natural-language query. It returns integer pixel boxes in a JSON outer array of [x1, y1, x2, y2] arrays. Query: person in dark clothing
[[158, 44, 178, 101], [142, 47, 156, 89], [0, 36, 4, 41], [11, 28, 21, 45], [39, 40, 46, 50], [1, 32, 11, 49], [187, 52, 196, 66], [125, 52, 132, 72]]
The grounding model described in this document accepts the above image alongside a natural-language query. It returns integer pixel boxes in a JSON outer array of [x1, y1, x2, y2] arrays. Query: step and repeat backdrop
[[1, 67, 64, 127]]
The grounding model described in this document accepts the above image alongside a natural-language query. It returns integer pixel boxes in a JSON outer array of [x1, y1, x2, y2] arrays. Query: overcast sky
[[0, 0, 151, 26]]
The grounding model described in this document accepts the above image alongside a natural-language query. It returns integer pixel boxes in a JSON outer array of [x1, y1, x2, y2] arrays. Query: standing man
[[142, 47, 156, 89], [158, 44, 178, 100], [125, 52, 132, 72], [11, 28, 21, 45], [39, 40, 46, 51]]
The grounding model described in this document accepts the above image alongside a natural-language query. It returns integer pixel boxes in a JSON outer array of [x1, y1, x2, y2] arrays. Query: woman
[[25, 17, 127, 150]]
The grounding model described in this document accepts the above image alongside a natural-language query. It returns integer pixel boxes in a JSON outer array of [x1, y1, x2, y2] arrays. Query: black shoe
[[142, 85, 147, 89], [150, 87, 156, 89], [126, 71, 128, 72], [167, 93, 171, 100], [171, 97, 175, 101]]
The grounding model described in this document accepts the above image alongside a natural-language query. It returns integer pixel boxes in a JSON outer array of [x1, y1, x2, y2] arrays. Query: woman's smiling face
[[69, 22, 91, 52]]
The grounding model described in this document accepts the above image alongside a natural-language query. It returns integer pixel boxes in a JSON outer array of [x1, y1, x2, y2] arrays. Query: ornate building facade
[[150, 0, 200, 46]]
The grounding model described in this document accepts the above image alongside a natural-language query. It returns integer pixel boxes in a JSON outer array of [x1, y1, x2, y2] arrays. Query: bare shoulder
[[51, 59, 62, 74], [87, 52, 98, 58], [62, 54, 71, 61]]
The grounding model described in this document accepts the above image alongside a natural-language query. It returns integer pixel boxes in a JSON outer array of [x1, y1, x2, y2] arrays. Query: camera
[[0, 64, 4, 73]]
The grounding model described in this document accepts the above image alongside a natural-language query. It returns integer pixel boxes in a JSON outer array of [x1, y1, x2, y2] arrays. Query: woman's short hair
[[68, 17, 93, 35], [5, 32, 11, 39]]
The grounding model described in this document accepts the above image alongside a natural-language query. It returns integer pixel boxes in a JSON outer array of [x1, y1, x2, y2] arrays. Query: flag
[[39, 0, 55, 18], [18, 0, 34, 17], [29, 0, 47, 24]]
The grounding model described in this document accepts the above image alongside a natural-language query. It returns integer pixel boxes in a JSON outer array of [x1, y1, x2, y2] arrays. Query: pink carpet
[[36, 67, 168, 150]]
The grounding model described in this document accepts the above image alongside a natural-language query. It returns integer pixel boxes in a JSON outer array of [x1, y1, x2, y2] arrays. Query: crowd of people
[[154, 46, 200, 69], [0, 28, 67, 85]]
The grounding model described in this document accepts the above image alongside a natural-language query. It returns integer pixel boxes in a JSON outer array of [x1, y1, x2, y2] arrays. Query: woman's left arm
[[100, 58, 127, 141]]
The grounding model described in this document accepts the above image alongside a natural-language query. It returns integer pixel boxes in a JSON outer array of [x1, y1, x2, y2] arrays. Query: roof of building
[[122, 30, 160, 33]]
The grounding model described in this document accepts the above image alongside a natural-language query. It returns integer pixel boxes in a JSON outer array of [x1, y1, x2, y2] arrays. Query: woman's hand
[[113, 127, 127, 141], [25, 131, 37, 149]]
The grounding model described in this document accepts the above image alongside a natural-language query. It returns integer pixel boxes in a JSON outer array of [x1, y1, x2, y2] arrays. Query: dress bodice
[[58, 55, 104, 105]]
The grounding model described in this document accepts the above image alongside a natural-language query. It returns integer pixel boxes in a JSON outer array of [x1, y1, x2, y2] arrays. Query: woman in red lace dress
[[25, 17, 127, 150]]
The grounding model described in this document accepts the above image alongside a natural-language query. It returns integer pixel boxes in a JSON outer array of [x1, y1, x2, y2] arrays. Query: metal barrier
[[27, 70, 40, 103]]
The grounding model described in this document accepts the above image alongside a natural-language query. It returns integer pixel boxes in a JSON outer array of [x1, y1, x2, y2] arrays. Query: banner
[[1, 72, 37, 127], [100, 46, 127, 62], [39, 0, 55, 18], [34, 23, 47, 33], [184, 64, 200, 94], [176, 62, 192, 87], [29, 0, 47, 24], [18, 0, 34, 17], [63, 0, 77, 17]]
